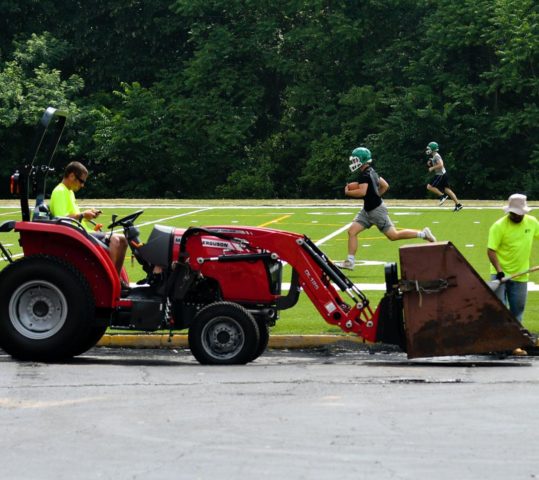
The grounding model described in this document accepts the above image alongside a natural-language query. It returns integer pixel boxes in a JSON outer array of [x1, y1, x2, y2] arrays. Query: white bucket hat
[[503, 193, 531, 215]]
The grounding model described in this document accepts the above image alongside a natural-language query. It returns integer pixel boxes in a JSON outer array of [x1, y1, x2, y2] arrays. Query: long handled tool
[[487, 265, 539, 291]]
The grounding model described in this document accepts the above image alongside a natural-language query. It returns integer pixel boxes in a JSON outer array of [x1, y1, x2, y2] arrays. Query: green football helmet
[[349, 147, 372, 172], [426, 141, 439, 155]]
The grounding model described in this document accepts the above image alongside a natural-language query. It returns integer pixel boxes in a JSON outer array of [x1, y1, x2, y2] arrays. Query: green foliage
[[85, 83, 178, 198], [1, 0, 539, 199], [0, 33, 82, 126], [0, 32, 83, 196]]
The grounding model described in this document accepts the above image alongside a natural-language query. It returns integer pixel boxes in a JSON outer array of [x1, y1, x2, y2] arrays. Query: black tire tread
[[0, 255, 96, 361], [188, 301, 260, 365]]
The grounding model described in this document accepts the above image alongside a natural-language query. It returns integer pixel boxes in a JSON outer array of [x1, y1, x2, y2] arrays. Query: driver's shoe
[[120, 279, 131, 292]]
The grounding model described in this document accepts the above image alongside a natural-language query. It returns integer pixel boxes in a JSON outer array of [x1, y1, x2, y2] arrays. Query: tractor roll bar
[[19, 107, 67, 222]]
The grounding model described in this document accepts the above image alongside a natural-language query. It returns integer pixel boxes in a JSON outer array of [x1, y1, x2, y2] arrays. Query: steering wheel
[[107, 210, 144, 229]]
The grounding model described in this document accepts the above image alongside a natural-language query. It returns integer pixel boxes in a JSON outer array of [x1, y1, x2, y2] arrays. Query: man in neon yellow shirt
[[50, 161, 128, 283], [487, 193, 539, 324]]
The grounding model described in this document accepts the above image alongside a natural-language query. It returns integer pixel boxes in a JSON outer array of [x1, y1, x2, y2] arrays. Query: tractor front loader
[[0, 107, 535, 364]]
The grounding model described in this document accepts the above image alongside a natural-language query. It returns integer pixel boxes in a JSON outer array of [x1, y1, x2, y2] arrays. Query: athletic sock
[[347, 255, 355, 263], [417, 231, 425, 239]]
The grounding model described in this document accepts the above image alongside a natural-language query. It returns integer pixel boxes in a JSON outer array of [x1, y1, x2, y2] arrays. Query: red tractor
[[0, 108, 535, 364]]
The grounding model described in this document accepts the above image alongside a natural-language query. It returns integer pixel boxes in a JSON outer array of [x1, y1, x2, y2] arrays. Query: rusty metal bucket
[[398, 242, 536, 358]]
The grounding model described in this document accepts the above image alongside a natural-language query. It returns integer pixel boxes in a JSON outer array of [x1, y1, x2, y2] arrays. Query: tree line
[[0, 0, 538, 200]]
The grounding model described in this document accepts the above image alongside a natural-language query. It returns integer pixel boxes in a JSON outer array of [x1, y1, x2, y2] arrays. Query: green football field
[[1, 200, 539, 334]]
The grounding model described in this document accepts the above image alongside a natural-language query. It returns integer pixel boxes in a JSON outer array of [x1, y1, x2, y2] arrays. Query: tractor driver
[[49, 161, 129, 287]]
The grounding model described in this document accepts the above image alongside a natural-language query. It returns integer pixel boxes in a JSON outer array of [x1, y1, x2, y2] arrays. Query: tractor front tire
[[188, 302, 260, 365], [0, 256, 96, 361], [249, 319, 270, 362]]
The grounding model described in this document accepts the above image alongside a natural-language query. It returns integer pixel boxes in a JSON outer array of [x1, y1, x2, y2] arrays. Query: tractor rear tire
[[188, 302, 260, 365], [0, 256, 96, 361], [70, 324, 108, 357]]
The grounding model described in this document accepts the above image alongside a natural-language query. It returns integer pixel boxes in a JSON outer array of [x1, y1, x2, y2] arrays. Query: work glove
[[495, 271, 505, 280]]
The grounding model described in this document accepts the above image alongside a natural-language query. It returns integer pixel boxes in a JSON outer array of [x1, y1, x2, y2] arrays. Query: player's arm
[[378, 177, 389, 196], [345, 182, 368, 198]]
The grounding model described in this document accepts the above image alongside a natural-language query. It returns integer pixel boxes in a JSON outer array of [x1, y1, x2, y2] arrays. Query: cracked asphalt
[[1, 345, 538, 480]]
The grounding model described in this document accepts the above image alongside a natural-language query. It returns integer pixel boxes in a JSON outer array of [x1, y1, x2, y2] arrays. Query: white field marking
[[432, 221, 440, 224], [465, 244, 475, 247], [136, 208, 211, 228], [0, 204, 531, 211], [312, 220, 319, 223], [273, 221, 352, 269], [0, 253, 24, 263], [280, 281, 539, 292], [357, 260, 386, 266], [280, 282, 386, 291], [361, 244, 371, 247], [308, 212, 355, 215], [314, 223, 351, 247], [474, 221, 480, 224], [393, 212, 420, 216], [0, 210, 18, 217]]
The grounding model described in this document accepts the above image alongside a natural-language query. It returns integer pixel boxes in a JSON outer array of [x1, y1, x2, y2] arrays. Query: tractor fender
[[14, 221, 120, 308]]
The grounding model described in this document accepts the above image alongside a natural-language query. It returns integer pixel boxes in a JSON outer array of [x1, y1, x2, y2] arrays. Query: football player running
[[425, 141, 463, 211], [336, 147, 436, 271]]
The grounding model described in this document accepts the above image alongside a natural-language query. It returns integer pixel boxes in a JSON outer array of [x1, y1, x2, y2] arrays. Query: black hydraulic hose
[[208, 253, 273, 263], [299, 238, 350, 291], [300, 236, 368, 303], [0, 242, 12, 263]]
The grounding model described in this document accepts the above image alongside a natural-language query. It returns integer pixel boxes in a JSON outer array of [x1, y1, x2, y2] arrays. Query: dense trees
[[0, 0, 537, 199]]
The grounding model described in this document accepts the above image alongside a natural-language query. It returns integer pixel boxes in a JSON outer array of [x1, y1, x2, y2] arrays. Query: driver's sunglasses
[[75, 174, 86, 186]]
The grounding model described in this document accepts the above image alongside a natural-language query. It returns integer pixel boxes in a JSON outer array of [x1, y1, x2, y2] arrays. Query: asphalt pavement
[[1, 344, 538, 480]]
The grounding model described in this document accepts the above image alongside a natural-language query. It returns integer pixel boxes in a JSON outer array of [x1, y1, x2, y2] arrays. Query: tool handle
[[502, 265, 539, 283]]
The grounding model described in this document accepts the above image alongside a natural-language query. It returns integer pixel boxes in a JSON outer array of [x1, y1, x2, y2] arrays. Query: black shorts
[[91, 231, 111, 248], [92, 232, 108, 242], [430, 173, 450, 190]]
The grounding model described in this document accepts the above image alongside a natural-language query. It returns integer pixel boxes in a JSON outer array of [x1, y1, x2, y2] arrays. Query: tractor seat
[[32, 201, 52, 221]]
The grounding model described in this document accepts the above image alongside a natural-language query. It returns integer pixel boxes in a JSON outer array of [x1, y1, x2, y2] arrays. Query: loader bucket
[[398, 242, 536, 358]]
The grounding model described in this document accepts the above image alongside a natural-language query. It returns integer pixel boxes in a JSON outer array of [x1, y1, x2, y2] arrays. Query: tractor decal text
[[303, 269, 319, 290]]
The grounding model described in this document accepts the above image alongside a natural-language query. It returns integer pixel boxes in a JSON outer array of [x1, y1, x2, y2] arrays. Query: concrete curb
[[96, 334, 367, 349]]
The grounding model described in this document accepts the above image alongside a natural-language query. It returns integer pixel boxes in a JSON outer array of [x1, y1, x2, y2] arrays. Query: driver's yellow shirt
[[49, 182, 93, 232]]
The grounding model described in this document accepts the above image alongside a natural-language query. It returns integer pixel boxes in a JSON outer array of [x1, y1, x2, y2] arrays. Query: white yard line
[[0, 204, 511, 210], [314, 222, 351, 247], [0, 253, 23, 263], [280, 282, 539, 292], [136, 208, 211, 228]]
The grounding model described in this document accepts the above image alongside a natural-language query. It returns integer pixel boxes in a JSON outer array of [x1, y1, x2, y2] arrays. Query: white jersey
[[432, 153, 446, 175]]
